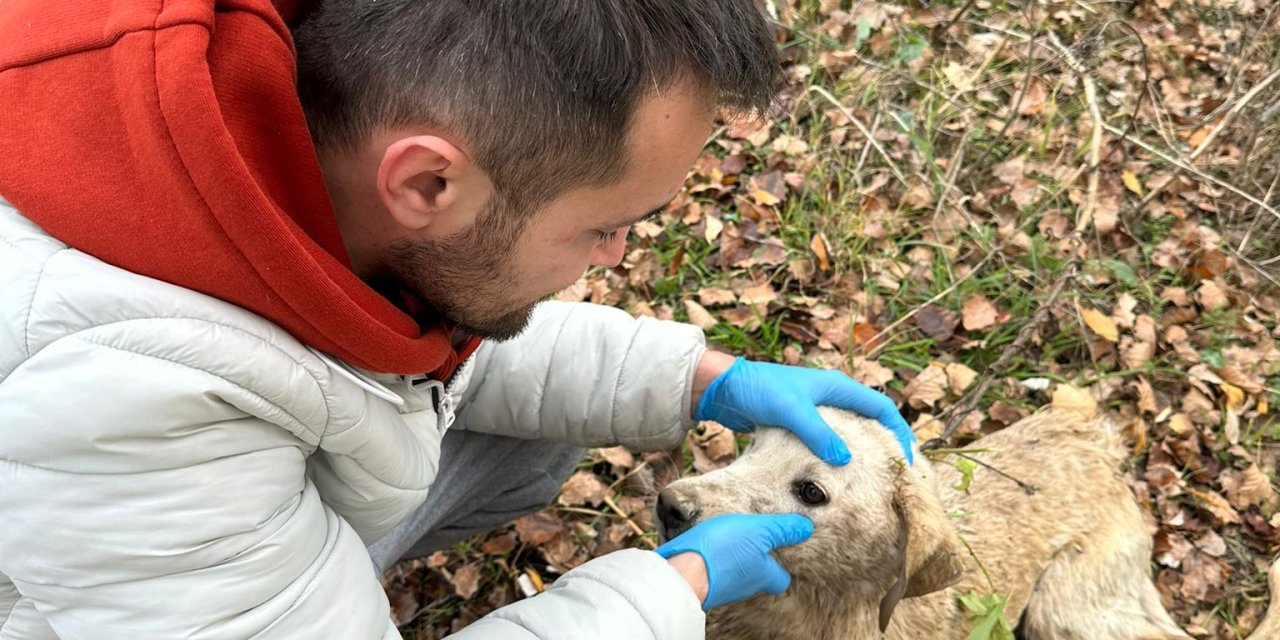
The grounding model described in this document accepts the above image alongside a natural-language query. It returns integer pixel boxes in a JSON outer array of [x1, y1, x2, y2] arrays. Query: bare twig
[[1044, 32, 1104, 234], [1188, 68, 1280, 161], [601, 493, 655, 548], [1104, 121, 1280, 221], [957, 452, 1039, 495], [930, 259, 1079, 442], [605, 460, 650, 493], [1228, 246, 1280, 288], [862, 246, 1000, 351], [963, 8, 1041, 177], [804, 85, 910, 187], [1237, 169, 1280, 258]]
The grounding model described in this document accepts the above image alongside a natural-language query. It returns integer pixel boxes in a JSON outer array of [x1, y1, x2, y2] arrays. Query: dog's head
[[657, 407, 965, 626]]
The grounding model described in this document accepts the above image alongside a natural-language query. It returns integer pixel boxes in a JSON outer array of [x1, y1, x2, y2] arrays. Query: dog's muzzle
[[656, 487, 700, 542]]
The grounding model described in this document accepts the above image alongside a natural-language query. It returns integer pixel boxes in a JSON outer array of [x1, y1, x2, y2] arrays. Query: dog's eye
[[793, 480, 829, 506]]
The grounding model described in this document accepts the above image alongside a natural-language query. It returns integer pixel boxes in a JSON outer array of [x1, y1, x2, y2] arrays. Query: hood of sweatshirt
[[0, 0, 480, 377]]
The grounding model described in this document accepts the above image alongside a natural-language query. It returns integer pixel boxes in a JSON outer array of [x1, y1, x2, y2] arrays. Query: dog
[[656, 407, 1280, 639]]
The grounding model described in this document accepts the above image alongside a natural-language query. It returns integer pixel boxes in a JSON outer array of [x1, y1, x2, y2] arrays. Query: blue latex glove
[[655, 513, 813, 610], [697, 357, 915, 465]]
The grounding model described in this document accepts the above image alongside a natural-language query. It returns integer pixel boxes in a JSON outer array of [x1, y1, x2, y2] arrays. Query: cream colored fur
[[658, 407, 1280, 640]]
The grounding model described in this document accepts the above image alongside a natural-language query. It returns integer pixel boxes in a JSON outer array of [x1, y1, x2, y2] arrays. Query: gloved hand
[[696, 357, 915, 465], [655, 513, 813, 610]]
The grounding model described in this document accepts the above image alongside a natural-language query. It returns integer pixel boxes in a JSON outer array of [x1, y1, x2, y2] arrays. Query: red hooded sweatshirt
[[0, 0, 480, 378]]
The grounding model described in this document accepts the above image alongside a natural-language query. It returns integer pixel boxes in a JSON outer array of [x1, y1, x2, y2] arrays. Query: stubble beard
[[387, 202, 541, 342]]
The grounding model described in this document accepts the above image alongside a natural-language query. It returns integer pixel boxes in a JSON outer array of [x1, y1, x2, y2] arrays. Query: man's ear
[[376, 135, 490, 236], [878, 464, 967, 631]]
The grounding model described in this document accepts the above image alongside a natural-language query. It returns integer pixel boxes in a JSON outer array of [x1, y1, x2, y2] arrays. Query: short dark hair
[[294, 0, 780, 210]]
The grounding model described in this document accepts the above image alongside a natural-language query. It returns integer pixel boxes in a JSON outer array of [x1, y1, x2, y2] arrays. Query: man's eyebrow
[[605, 201, 671, 229]]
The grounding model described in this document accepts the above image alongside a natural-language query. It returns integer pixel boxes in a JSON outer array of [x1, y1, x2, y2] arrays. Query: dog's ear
[[895, 465, 967, 597], [878, 465, 966, 631]]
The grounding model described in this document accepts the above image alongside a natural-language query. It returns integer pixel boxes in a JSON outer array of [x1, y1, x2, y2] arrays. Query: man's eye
[[793, 480, 829, 506], [595, 229, 621, 243]]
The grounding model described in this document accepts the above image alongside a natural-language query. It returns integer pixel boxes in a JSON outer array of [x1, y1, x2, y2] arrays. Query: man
[[0, 0, 915, 638]]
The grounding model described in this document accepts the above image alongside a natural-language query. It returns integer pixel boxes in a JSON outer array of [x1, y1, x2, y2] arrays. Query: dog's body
[[657, 408, 1280, 639]]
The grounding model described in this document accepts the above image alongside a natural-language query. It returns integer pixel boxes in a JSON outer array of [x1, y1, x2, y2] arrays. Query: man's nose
[[656, 487, 700, 541]]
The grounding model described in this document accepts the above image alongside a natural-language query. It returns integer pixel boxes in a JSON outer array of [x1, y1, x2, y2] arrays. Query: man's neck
[[316, 148, 386, 278]]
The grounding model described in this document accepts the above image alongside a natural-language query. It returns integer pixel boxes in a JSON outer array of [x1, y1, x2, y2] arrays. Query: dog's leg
[[1018, 530, 1191, 640]]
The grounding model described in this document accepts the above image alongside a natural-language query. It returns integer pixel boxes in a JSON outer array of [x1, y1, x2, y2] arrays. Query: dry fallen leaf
[[993, 157, 1025, 185], [1113, 293, 1139, 328], [851, 356, 895, 387], [1187, 487, 1242, 526], [1080, 305, 1119, 342], [1051, 383, 1098, 419], [704, 215, 725, 242], [1135, 376, 1159, 414], [1123, 315, 1157, 369], [771, 134, 809, 156], [557, 471, 608, 507], [751, 189, 781, 206], [683, 299, 718, 330], [961, 294, 999, 331], [698, 422, 737, 460], [904, 364, 949, 409], [942, 61, 978, 92], [1220, 382, 1246, 414], [449, 564, 482, 599], [698, 287, 737, 306], [595, 446, 635, 470], [917, 305, 959, 341], [945, 362, 978, 392], [739, 282, 778, 308], [514, 511, 564, 545], [1122, 170, 1144, 196], [1197, 280, 1228, 309], [479, 531, 518, 555], [1222, 464, 1276, 510], [810, 233, 831, 271]]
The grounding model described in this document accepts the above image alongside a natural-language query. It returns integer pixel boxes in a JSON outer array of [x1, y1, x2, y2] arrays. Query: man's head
[[293, 0, 781, 339]]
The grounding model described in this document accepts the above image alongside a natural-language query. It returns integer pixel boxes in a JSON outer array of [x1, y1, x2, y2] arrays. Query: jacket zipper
[[403, 373, 459, 432]]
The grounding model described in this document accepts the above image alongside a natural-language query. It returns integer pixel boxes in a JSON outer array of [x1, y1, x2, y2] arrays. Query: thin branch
[[1103, 121, 1280, 221], [1189, 68, 1280, 161], [804, 85, 910, 187], [957, 452, 1039, 495], [1044, 32, 1104, 234], [930, 259, 1079, 442], [862, 247, 1000, 351], [601, 493, 655, 548]]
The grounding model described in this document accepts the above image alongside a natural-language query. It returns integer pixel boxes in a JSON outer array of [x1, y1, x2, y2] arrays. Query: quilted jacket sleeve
[[455, 301, 707, 451], [0, 321, 400, 640], [448, 550, 705, 639]]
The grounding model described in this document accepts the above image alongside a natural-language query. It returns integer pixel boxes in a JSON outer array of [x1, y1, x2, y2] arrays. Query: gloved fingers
[[760, 555, 793, 596], [778, 401, 852, 466], [812, 371, 899, 420], [751, 512, 815, 548], [812, 372, 915, 464], [701, 402, 761, 433], [891, 425, 917, 465]]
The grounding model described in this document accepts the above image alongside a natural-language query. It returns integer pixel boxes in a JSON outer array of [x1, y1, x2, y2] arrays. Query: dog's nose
[[656, 488, 699, 541]]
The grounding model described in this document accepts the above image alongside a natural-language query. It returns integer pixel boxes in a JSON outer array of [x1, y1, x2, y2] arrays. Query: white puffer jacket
[[0, 200, 708, 639]]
